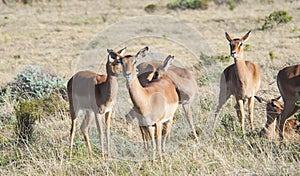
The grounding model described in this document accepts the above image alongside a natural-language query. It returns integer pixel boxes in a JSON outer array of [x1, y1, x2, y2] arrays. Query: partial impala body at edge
[[255, 96, 300, 139], [67, 47, 125, 158], [214, 31, 261, 134], [120, 47, 179, 162], [276, 64, 300, 139]]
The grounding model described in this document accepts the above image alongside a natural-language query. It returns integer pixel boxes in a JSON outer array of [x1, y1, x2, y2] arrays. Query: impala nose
[[231, 52, 237, 58], [125, 73, 132, 80]]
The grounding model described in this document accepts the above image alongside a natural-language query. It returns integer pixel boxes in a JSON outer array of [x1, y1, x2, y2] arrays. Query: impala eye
[[239, 42, 243, 46], [271, 102, 277, 108]]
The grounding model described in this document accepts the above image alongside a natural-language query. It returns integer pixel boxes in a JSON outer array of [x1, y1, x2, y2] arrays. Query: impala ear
[[107, 49, 117, 62], [242, 30, 251, 43], [225, 32, 232, 42], [117, 47, 127, 56], [254, 96, 268, 104], [136, 46, 149, 60], [161, 55, 174, 72]]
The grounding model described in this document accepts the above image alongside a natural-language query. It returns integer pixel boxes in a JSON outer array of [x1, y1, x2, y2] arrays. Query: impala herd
[[67, 31, 300, 161]]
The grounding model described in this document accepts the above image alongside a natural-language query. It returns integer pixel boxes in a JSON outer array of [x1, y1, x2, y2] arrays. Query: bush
[[15, 94, 68, 142], [144, 4, 157, 13], [167, 0, 209, 10], [15, 100, 41, 142], [0, 65, 67, 101], [261, 10, 292, 30]]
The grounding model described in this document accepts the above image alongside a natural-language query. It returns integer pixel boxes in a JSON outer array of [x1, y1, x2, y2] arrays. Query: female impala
[[276, 64, 300, 139], [255, 96, 300, 139], [120, 47, 179, 162], [214, 31, 261, 134], [67, 47, 125, 159], [126, 60, 198, 141]]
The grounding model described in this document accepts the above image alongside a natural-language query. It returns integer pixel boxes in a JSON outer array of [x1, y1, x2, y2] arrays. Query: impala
[[276, 64, 300, 139], [126, 59, 198, 141], [255, 96, 300, 139], [67, 47, 125, 159], [214, 31, 261, 134], [120, 47, 179, 162]]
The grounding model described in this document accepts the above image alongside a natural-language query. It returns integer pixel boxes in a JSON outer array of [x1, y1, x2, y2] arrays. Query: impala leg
[[94, 113, 104, 157], [156, 122, 163, 163], [140, 126, 148, 152], [277, 101, 299, 139], [248, 96, 255, 131], [162, 120, 173, 153], [81, 111, 93, 157], [214, 78, 231, 130], [105, 111, 112, 157], [182, 104, 198, 141], [69, 117, 76, 159], [125, 108, 136, 138], [148, 126, 156, 162], [236, 99, 245, 134]]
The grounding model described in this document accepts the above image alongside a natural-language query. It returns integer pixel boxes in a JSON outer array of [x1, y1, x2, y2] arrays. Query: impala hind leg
[[213, 87, 231, 130], [69, 117, 76, 159], [182, 104, 198, 141], [81, 111, 93, 157]]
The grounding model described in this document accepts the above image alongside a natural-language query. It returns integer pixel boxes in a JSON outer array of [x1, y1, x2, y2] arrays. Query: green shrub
[[15, 100, 41, 142], [167, 0, 209, 10], [15, 94, 68, 142], [144, 4, 157, 13], [0, 65, 67, 101], [261, 10, 292, 30]]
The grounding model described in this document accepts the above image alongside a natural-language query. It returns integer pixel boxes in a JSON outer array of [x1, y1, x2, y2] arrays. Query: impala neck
[[234, 57, 249, 82], [126, 75, 147, 111]]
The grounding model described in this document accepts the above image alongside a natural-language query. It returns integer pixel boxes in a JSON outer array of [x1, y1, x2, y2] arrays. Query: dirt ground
[[1, 0, 299, 88]]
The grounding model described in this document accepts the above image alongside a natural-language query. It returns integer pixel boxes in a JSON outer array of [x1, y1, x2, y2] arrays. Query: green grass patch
[[144, 4, 157, 13], [261, 10, 292, 30], [167, 0, 209, 10]]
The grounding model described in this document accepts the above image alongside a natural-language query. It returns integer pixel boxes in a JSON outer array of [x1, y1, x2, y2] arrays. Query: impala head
[[120, 46, 149, 81], [255, 96, 283, 118], [152, 55, 174, 80], [106, 47, 126, 76], [225, 30, 251, 59]]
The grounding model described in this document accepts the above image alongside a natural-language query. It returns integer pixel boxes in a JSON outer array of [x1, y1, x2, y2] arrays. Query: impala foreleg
[[277, 101, 299, 139], [105, 111, 112, 157], [95, 113, 104, 157], [248, 96, 254, 130], [156, 122, 163, 163], [236, 99, 245, 134]]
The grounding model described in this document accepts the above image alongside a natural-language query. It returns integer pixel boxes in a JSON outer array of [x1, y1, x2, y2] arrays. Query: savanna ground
[[0, 0, 300, 175]]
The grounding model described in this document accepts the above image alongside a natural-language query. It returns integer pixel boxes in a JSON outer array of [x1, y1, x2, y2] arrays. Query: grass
[[1, 0, 300, 175]]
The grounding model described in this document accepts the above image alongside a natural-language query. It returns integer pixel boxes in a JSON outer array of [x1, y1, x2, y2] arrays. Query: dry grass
[[0, 0, 300, 175]]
